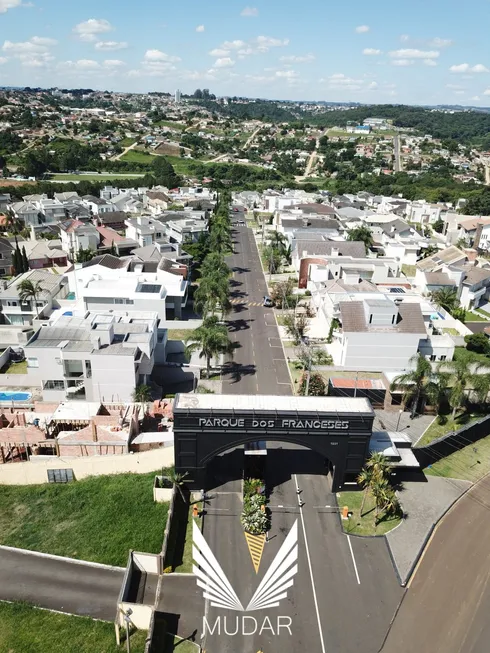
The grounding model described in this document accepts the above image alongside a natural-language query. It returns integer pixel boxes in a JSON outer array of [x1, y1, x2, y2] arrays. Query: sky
[[1, 0, 490, 106]]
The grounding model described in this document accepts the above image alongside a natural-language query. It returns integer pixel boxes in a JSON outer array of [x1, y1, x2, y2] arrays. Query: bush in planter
[[244, 478, 264, 496], [241, 504, 269, 534]]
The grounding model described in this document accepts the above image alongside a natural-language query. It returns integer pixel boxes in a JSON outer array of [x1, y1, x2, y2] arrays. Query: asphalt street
[[382, 476, 490, 653], [0, 547, 123, 620], [201, 446, 402, 653], [223, 216, 292, 395]]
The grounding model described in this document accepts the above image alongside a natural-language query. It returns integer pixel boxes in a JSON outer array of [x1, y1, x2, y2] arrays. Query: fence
[[414, 414, 490, 468], [0, 446, 175, 485]]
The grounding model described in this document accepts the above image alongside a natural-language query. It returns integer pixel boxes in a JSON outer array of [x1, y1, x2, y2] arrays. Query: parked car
[[263, 296, 273, 307]]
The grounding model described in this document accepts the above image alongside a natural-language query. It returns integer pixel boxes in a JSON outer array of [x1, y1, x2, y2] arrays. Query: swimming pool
[[0, 391, 32, 402]]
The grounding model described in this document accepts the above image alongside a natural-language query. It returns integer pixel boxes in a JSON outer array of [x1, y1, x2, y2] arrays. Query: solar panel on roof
[[389, 288, 406, 294], [139, 284, 161, 293]]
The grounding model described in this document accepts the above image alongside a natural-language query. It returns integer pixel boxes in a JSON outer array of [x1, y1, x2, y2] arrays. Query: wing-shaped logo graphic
[[192, 520, 244, 611], [246, 520, 298, 611]]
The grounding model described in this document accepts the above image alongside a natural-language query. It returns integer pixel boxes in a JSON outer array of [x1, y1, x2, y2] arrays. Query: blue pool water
[[0, 391, 32, 402]]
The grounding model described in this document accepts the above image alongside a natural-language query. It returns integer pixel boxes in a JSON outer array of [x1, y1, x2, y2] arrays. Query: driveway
[[0, 547, 124, 620]]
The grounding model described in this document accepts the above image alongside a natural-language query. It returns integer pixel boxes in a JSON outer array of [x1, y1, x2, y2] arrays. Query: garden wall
[[414, 415, 490, 468]]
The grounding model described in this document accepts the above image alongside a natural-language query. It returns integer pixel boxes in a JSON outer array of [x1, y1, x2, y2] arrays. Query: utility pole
[[354, 370, 359, 398]]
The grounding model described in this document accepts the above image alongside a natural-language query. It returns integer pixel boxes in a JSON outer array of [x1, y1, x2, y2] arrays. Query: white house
[[338, 297, 427, 371], [125, 216, 167, 248], [59, 219, 99, 258], [0, 269, 68, 326], [25, 310, 162, 403]]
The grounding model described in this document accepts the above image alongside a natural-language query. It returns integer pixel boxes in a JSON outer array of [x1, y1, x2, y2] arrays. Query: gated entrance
[[173, 394, 375, 491]]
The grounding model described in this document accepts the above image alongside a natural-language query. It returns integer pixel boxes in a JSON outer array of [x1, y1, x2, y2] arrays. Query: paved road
[[201, 446, 402, 653], [223, 218, 291, 395], [0, 548, 123, 620], [382, 476, 490, 653], [393, 135, 402, 172]]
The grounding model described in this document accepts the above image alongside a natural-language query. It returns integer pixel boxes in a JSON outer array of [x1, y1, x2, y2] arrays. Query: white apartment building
[[408, 201, 446, 225], [25, 311, 163, 403], [165, 216, 208, 244]]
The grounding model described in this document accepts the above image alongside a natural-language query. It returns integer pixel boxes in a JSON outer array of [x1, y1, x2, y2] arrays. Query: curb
[[0, 599, 110, 623], [0, 545, 125, 572]]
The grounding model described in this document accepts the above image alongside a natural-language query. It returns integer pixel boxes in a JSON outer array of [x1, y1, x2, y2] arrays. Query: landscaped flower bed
[[241, 478, 269, 535]]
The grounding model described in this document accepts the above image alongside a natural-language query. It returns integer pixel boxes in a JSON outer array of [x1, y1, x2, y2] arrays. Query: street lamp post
[[396, 409, 403, 432]]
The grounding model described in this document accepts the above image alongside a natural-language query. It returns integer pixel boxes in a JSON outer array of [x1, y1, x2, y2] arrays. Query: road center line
[[293, 474, 327, 653], [347, 535, 361, 585]]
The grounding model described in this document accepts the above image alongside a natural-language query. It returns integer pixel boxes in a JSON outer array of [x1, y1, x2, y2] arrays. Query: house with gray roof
[[338, 297, 427, 371], [0, 269, 67, 326], [24, 310, 159, 402]]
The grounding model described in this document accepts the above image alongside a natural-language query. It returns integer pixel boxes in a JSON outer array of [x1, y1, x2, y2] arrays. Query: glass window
[[43, 380, 65, 390], [27, 357, 39, 368], [115, 298, 125, 304]]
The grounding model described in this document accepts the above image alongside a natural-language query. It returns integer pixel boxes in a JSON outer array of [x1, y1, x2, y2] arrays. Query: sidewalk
[[386, 475, 472, 584]]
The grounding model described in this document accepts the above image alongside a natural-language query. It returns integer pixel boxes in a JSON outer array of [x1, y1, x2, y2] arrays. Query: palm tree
[[430, 287, 459, 314], [365, 451, 392, 481], [357, 467, 374, 517], [269, 230, 287, 251], [194, 275, 231, 318], [185, 315, 233, 378], [200, 252, 230, 280], [18, 279, 44, 317], [439, 351, 490, 418], [391, 353, 443, 418], [210, 224, 233, 255], [5, 209, 21, 246], [347, 225, 373, 253], [166, 468, 189, 504], [132, 384, 152, 419]]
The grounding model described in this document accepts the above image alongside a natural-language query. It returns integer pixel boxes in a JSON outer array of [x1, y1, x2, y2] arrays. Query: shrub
[[464, 332, 490, 355], [299, 372, 326, 396]]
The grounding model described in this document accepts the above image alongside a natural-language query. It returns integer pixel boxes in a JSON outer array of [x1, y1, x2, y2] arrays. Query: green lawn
[[338, 490, 402, 536], [425, 432, 490, 482], [442, 327, 460, 336], [453, 346, 490, 365], [119, 137, 136, 147], [174, 507, 202, 573], [287, 362, 383, 395], [1, 359, 27, 374], [166, 635, 200, 652], [474, 307, 490, 318], [120, 150, 155, 164], [0, 472, 168, 566], [416, 411, 486, 446], [465, 311, 489, 322], [401, 264, 416, 277], [167, 329, 195, 342], [156, 120, 186, 131], [48, 173, 144, 181], [0, 602, 147, 653]]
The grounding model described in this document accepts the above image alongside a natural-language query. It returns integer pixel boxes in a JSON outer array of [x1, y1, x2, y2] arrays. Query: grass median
[[0, 472, 168, 566], [0, 601, 147, 653], [424, 432, 490, 482]]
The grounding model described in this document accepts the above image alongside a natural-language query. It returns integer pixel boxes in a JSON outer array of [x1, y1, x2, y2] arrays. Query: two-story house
[[24, 310, 162, 402], [59, 219, 100, 259], [0, 238, 14, 277], [0, 269, 67, 325], [125, 216, 167, 248]]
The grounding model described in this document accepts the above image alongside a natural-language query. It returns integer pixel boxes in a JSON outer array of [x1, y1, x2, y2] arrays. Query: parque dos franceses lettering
[[198, 417, 350, 430]]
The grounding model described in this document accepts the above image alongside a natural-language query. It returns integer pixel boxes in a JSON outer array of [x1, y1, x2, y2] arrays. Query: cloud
[[0, 57, 7, 64], [450, 63, 489, 73], [471, 96, 480, 101], [355, 25, 370, 33], [144, 49, 181, 63], [209, 48, 230, 57], [2, 36, 57, 67], [321, 73, 373, 91], [196, 25, 205, 32], [400, 34, 410, 42], [214, 57, 235, 68], [363, 48, 381, 56], [103, 59, 126, 68], [429, 37, 453, 48], [389, 48, 439, 59], [423, 59, 437, 67], [240, 6, 258, 16], [58, 59, 126, 75], [279, 53, 315, 63], [0, 0, 21, 12], [446, 84, 464, 90], [392, 59, 413, 67], [484, 89, 490, 96], [73, 19, 113, 42], [275, 69, 298, 78], [211, 35, 289, 60], [95, 41, 128, 51]]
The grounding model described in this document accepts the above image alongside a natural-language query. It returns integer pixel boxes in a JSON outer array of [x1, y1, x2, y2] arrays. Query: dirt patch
[[0, 179, 37, 187], [155, 142, 182, 156]]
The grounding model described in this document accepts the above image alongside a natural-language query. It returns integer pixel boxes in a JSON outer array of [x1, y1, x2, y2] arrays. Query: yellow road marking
[[244, 532, 266, 573]]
